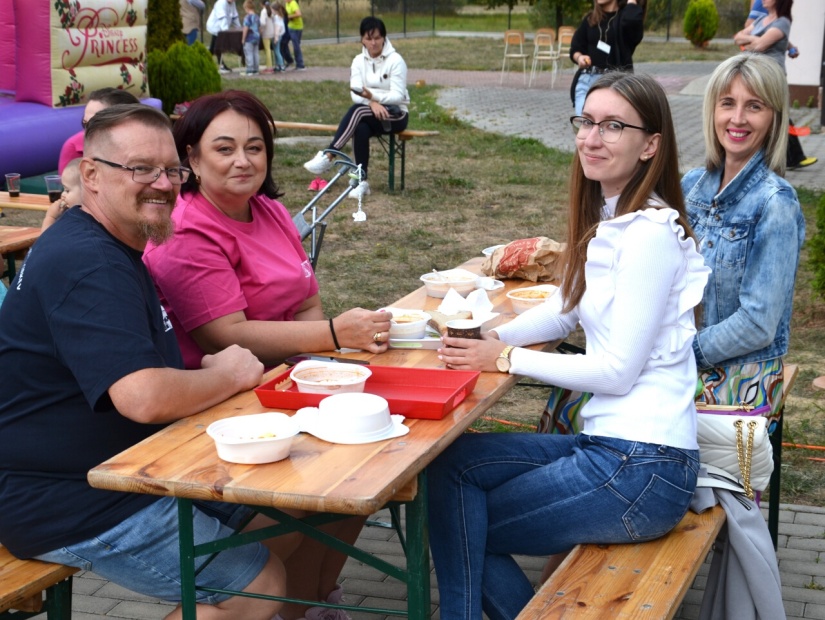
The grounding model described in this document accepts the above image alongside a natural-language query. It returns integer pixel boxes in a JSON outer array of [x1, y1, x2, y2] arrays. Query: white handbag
[[696, 408, 774, 499]]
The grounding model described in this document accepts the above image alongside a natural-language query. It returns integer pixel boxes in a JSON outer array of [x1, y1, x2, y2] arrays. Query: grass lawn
[[4, 36, 822, 505]]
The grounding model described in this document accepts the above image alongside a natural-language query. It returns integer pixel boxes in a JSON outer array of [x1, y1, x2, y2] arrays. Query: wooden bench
[[518, 364, 799, 618], [271, 121, 440, 192], [0, 544, 77, 619], [517, 506, 726, 619]]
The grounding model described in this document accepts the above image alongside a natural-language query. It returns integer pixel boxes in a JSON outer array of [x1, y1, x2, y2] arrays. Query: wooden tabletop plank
[[0, 226, 42, 255], [0, 192, 50, 212], [88, 259, 559, 515]]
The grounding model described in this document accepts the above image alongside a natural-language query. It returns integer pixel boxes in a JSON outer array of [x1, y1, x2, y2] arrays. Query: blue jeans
[[574, 71, 598, 115], [291, 29, 304, 68], [35, 497, 268, 604], [427, 432, 698, 619], [185, 29, 199, 45], [274, 34, 285, 68], [244, 41, 259, 73]]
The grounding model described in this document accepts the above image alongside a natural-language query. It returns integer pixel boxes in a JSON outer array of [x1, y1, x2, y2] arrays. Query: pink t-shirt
[[143, 191, 319, 369], [58, 131, 84, 174]]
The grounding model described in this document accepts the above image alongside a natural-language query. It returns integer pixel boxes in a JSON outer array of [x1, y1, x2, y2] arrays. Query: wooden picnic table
[[0, 226, 42, 281], [88, 256, 559, 619], [0, 192, 51, 212]]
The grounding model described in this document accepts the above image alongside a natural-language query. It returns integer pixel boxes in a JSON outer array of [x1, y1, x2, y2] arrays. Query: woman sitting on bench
[[430, 73, 710, 619], [303, 16, 409, 200], [682, 53, 805, 429]]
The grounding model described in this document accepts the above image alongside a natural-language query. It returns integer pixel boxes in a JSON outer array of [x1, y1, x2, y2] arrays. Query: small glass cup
[[446, 319, 482, 340], [44, 175, 63, 203], [5, 173, 21, 197]]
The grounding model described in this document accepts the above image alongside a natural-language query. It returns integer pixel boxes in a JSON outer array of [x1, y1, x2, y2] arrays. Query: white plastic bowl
[[506, 284, 559, 314], [419, 269, 479, 298], [316, 393, 393, 442], [384, 307, 431, 340], [290, 360, 372, 394], [206, 412, 299, 464]]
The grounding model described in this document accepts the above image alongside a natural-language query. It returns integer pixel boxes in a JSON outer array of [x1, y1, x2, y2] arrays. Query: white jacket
[[206, 0, 240, 35], [260, 7, 276, 39], [349, 38, 409, 112]]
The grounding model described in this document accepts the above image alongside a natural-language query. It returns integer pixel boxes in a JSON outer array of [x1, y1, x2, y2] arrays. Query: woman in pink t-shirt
[[143, 89, 383, 618], [143, 90, 391, 372]]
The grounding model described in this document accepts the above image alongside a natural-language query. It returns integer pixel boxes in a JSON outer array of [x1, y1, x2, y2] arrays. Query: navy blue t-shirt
[[0, 208, 183, 558]]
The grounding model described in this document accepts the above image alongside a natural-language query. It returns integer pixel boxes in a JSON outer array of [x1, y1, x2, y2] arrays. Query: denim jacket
[[681, 151, 805, 370]]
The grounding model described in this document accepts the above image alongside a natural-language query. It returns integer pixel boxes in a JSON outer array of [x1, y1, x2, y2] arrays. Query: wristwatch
[[496, 345, 515, 373]]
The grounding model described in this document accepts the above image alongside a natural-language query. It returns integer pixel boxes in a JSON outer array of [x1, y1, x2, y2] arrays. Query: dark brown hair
[[559, 72, 694, 313], [174, 90, 281, 199]]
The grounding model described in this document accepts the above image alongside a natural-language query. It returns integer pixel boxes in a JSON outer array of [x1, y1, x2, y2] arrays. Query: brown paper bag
[[481, 237, 565, 282]]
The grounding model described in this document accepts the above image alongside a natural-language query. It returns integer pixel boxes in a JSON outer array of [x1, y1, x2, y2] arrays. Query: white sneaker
[[303, 151, 334, 175], [348, 180, 370, 200]]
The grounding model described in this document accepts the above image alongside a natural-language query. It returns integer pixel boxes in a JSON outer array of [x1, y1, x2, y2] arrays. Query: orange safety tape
[[782, 443, 825, 451]]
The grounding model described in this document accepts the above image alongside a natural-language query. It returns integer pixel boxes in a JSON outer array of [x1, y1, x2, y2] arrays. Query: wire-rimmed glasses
[[92, 158, 191, 185], [569, 116, 651, 143]]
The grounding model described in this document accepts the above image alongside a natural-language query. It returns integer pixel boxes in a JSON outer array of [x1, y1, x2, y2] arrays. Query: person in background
[[272, 2, 286, 71], [569, 0, 646, 115], [207, 0, 241, 74], [0, 104, 288, 620], [260, 1, 276, 73], [42, 158, 82, 231], [277, 2, 293, 68], [734, 0, 816, 168], [180, 0, 205, 45], [682, 53, 805, 423], [284, 0, 305, 70], [241, 0, 261, 76], [303, 17, 409, 201], [428, 72, 708, 618], [57, 88, 140, 174]]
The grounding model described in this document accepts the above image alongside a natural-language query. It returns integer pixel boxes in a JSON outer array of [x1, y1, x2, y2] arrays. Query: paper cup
[[446, 319, 482, 339]]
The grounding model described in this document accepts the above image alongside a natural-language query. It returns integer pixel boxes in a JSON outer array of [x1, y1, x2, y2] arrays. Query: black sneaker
[[284, 61, 293, 69], [219, 62, 232, 74]]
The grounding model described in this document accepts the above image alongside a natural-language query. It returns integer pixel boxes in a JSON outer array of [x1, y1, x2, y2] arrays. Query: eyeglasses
[[570, 116, 651, 143], [92, 158, 191, 185]]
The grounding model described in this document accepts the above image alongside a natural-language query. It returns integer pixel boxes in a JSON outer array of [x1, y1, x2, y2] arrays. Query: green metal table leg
[[44, 576, 73, 620], [388, 134, 397, 192], [405, 471, 430, 620], [399, 139, 406, 191], [177, 498, 198, 620]]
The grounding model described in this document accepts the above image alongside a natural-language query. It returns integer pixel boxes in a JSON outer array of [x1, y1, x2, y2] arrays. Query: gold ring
[[373, 332, 383, 343]]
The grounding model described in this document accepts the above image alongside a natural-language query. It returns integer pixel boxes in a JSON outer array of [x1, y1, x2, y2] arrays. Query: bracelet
[[328, 318, 341, 350]]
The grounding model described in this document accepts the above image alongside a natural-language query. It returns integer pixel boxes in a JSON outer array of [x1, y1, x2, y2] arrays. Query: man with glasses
[[0, 105, 288, 619], [57, 87, 140, 174]]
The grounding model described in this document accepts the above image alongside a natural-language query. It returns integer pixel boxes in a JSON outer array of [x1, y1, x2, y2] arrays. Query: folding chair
[[529, 30, 559, 88], [292, 150, 361, 269], [500, 30, 529, 85], [557, 25, 575, 64]]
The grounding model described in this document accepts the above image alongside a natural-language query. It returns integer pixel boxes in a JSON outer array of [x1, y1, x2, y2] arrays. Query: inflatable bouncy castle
[[0, 0, 156, 183]]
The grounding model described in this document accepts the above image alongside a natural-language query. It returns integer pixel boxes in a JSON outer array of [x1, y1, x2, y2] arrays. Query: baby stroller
[[292, 150, 365, 269]]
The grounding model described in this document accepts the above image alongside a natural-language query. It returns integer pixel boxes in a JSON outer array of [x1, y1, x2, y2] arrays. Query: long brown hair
[[559, 72, 695, 313]]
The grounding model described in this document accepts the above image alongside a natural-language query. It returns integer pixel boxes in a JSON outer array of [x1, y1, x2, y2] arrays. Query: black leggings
[[328, 104, 409, 178], [787, 119, 807, 167]]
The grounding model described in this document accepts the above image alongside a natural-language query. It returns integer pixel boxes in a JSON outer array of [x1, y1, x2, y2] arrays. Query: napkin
[[438, 288, 499, 324]]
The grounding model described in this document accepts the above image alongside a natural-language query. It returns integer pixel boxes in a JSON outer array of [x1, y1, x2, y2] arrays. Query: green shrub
[[683, 0, 719, 47], [148, 42, 221, 115], [147, 0, 184, 53], [807, 95, 816, 108], [811, 194, 825, 300]]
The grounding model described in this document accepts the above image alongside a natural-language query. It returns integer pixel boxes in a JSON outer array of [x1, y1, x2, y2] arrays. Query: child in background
[[42, 158, 82, 231], [242, 0, 261, 76], [260, 1, 276, 73], [273, 3, 286, 71]]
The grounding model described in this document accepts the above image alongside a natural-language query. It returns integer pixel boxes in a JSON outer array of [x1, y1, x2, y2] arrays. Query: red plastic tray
[[254, 365, 480, 420]]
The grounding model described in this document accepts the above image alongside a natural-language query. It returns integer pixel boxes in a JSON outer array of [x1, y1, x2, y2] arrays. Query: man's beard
[[138, 192, 176, 244]]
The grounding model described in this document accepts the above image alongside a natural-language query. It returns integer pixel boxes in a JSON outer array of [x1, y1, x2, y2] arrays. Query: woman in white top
[[428, 72, 710, 619]]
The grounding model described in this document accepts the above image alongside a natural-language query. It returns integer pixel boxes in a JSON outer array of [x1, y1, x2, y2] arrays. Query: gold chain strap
[[734, 419, 758, 500]]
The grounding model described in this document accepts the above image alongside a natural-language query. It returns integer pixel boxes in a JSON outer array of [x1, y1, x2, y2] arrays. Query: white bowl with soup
[[206, 412, 299, 464], [506, 284, 559, 314], [290, 360, 372, 394], [383, 308, 431, 340]]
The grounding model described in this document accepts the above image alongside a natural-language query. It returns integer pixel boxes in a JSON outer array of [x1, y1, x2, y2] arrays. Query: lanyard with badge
[[597, 13, 617, 55]]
